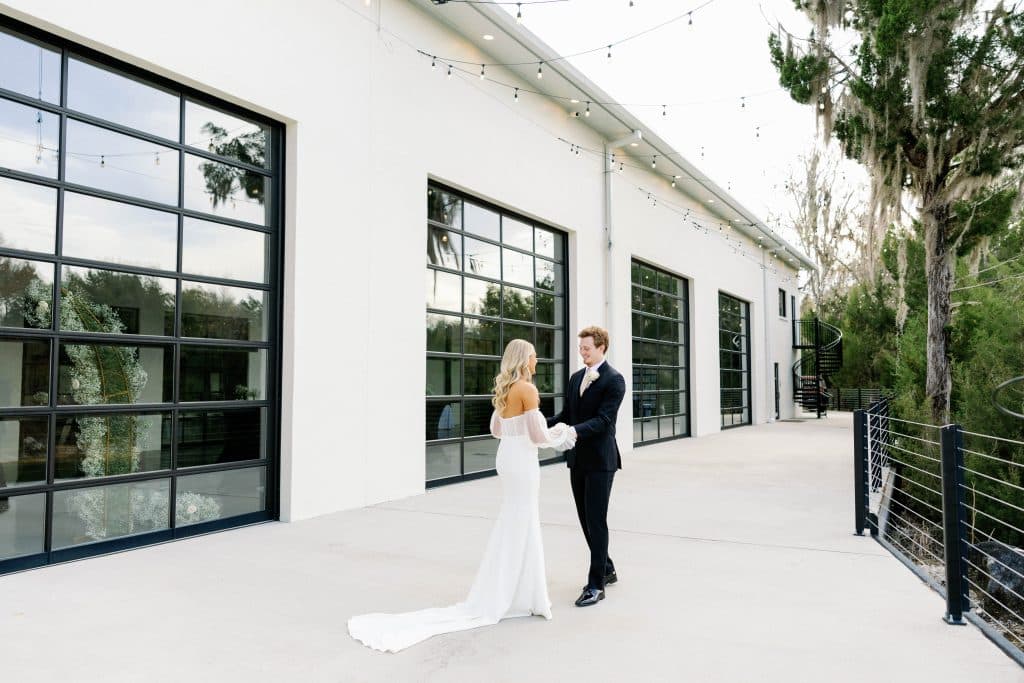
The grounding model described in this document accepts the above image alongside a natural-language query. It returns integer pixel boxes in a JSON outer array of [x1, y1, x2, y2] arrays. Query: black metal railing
[[827, 388, 892, 412], [855, 400, 1024, 666], [792, 318, 844, 418]]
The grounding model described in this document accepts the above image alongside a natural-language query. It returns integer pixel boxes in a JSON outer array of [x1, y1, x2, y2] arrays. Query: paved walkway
[[1, 414, 1020, 682]]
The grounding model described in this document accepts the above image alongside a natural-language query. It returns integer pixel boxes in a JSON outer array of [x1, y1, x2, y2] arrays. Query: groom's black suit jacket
[[548, 363, 626, 472]]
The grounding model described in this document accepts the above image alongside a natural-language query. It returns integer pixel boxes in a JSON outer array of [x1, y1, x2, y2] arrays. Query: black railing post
[[854, 408, 868, 536], [940, 424, 968, 625], [815, 319, 823, 418]]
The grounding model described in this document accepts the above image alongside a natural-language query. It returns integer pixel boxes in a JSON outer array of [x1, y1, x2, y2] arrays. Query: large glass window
[[426, 184, 568, 485], [0, 20, 281, 573], [719, 292, 752, 428], [631, 261, 689, 445]]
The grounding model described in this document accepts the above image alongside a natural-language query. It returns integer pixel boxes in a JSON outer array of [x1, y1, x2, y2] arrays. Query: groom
[[548, 326, 626, 607]]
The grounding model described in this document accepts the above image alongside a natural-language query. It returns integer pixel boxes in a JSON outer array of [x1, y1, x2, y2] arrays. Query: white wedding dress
[[348, 409, 575, 653]]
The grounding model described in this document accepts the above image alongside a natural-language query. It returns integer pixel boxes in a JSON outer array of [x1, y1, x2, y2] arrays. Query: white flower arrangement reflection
[[23, 283, 223, 540]]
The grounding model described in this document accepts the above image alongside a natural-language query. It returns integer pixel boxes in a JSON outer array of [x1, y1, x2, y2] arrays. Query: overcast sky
[[500, 0, 867, 246]]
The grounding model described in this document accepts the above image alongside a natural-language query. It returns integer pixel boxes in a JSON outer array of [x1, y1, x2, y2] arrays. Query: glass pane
[[0, 338, 49, 406], [536, 292, 554, 325], [52, 478, 170, 548], [185, 101, 269, 168], [182, 217, 268, 283], [427, 225, 461, 269], [61, 265, 175, 336], [427, 401, 460, 440], [464, 277, 499, 317], [463, 438, 497, 474], [502, 287, 533, 322], [502, 217, 532, 250], [426, 357, 460, 396], [426, 313, 461, 353], [67, 57, 178, 139], [63, 192, 178, 271], [464, 359, 498, 396], [640, 265, 656, 288], [184, 153, 269, 226], [58, 342, 172, 405], [658, 272, 679, 295], [464, 317, 499, 356], [426, 269, 460, 312], [0, 176, 56, 253], [503, 323, 532, 347], [176, 466, 266, 526], [181, 281, 267, 342], [180, 346, 266, 401], [535, 227, 561, 261], [65, 119, 179, 204], [177, 407, 266, 467], [535, 327, 556, 359], [631, 261, 640, 284], [0, 492, 45, 559], [0, 416, 47, 487], [464, 237, 500, 279], [633, 419, 642, 443], [502, 248, 533, 287], [426, 442, 460, 481], [535, 363, 554, 394], [55, 412, 171, 480], [463, 203, 499, 241], [0, 97, 60, 177], [427, 187, 461, 227], [0, 257, 53, 329], [535, 259, 563, 292], [0, 29, 60, 102], [463, 399, 493, 438]]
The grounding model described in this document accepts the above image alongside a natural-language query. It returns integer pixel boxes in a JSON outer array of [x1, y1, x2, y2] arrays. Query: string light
[[607, 44, 612, 59], [516, 3, 523, 23], [651, 155, 657, 169], [154, 152, 160, 166], [480, 63, 486, 79], [585, 101, 591, 117], [447, 64, 452, 78], [537, 62, 543, 79], [688, 11, 693, 25], [741, 96, 745, 110], [514, 87, 519, 102], [100, 155, 105, 168], [662, 105, 667, 117], [431, 55, 436, 69]]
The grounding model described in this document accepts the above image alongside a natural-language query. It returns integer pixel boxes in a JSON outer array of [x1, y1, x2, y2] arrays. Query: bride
[[348, 339, 576, 653]]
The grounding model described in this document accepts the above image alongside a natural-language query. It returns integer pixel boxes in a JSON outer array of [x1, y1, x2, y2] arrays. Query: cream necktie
[[580, 371, 594, 396]]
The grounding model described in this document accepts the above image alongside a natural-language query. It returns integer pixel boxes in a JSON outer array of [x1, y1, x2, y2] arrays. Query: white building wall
[[1, 0, 802, 521]]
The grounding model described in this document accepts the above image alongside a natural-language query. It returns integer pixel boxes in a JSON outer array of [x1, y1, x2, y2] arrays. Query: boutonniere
[[585, 369, 600, 383]]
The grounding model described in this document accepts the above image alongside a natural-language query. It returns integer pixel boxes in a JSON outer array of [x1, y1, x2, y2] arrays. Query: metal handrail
[[992, 375, 1024, 421]]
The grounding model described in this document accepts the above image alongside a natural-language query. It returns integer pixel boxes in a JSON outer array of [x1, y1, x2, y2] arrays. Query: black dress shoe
[[604, 570, 618, 585], [574, 587, 605, 607]]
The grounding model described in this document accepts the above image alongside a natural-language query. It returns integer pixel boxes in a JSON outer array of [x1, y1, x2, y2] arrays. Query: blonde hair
[[492, 339, 535, 413]]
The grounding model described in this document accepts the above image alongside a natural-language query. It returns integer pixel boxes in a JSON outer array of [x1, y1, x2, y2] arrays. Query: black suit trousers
[[570, 466, 615, 590]]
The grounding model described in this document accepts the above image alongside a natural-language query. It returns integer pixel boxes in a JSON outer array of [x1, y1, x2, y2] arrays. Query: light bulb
[[584, 102, 590, 117], [651, 156, 656, 169], [537, 63, 543, 79], [431, 56, 436, 69], [516, 3, 522, 23], [480, 64, 485, 79], [607, 45, 612, 59], [514, 88, 519, 102], [447, 65, 452, 78]]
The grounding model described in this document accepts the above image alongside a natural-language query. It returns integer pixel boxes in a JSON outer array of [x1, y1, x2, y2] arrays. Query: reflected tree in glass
[[199, 123, 265, 208], [0, 255, 51, 329]]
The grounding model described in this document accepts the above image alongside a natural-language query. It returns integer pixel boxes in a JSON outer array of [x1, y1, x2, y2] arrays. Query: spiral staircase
[[792, 318, 844, 418], [993, 375, 1024, 420]]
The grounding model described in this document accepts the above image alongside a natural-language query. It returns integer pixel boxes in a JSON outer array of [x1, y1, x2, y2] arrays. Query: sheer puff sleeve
[[525, 410, 576, 451], [490, 410, 502, 438]]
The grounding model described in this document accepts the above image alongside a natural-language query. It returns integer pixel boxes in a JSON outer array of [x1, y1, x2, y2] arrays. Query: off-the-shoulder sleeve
[[490, 410, 502, 438], [525, 410, 576, 451]]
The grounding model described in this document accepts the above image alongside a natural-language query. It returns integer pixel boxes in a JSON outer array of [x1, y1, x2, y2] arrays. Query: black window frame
[[778, 288, 787, 318], [718, 292, 752, 429], [0, 15, 284, 575], [425, 181, 569, 488], [630, 259, 690, 446]]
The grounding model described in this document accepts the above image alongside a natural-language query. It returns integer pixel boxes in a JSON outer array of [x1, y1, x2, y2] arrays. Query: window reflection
[[0, 257, 53, 330], [182, 217, 268, 283], [426, 313, 461, 353], [185, 100, 269, 168], [58, 342, 173, 405], [426, 401, 461, 440], [0, 416, 47, 488], [177, 408, 266, 468], [184, 153, 269, 226], [427, 225, 461, 270], [176, 466, 266, 526], [427, 187, 462, 227], [63, 192, 178, 271], [464, 237, 500, 279], [180, 346, 266, 401], [0, 492, 45, 560], [65, 119, 179, 205], [0, 338, 49, 407], [0, 176, 56, 253], [0, 28, 61, 103], [61, 265, 175, 336], [181, 281, 267, 342], [52, 479, 170, 549], [426, 269, 460, 312], [502, 248, 533, 287], [464, 203, 499, 240], [0, 97, 60, 177], [55, 412, 171, 480], [67, 57, 179, 140]]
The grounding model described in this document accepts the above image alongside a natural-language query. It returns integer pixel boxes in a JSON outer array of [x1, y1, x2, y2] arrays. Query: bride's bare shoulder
[[509, 380, 540, 407]]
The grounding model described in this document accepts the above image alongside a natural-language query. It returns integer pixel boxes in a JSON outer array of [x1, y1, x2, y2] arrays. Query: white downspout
[[603, 130, 642, 336]]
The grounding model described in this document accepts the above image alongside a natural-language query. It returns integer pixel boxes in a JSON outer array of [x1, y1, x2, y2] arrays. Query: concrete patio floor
[[2, 413, 1020, 682]]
